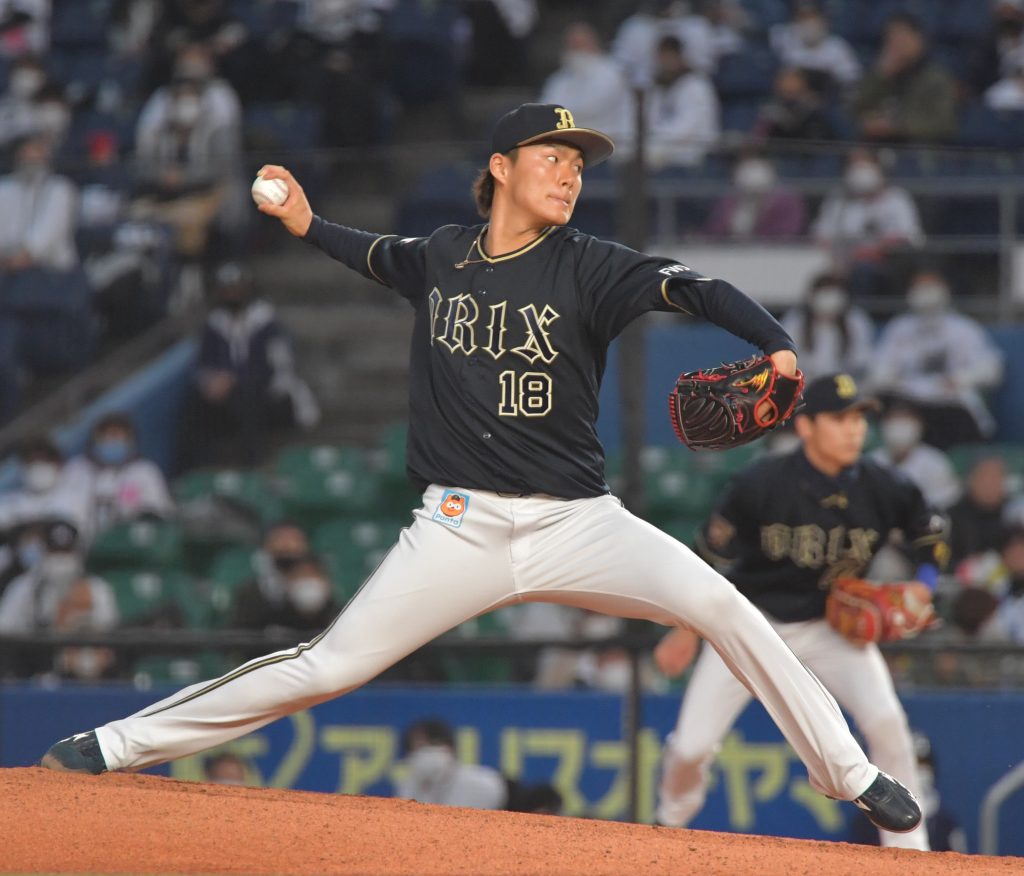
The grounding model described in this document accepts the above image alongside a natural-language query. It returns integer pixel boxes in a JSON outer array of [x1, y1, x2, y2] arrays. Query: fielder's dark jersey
[[697, 449, 947, 622], [304, 219, 794, 498]]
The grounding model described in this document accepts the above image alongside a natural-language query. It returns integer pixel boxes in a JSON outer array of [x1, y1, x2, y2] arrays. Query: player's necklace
[[453, 232, 490, 270]]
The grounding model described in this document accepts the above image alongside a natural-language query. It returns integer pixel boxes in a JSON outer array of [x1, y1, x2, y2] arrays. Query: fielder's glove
[[668, 355, 804, 451], [825, 578, 939, 646]]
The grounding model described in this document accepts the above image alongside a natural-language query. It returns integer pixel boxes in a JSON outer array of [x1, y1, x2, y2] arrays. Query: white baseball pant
[[96, 486, 877, 808], [657, 617, 929, 850]]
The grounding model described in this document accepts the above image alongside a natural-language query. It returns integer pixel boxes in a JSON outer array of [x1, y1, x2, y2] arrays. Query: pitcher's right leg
[[87, 488, 515, 771]]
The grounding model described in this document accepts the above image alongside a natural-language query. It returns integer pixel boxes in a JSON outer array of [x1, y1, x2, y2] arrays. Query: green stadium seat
[[206, 545, 259, 625], [313, 517, 406, 602], [103, 569, 210, 628], [86, 519, 184, 573], [948, 442, 1024, 479], [278, 466, 387, 530], [274, 443, 369, 479], [173, 468, 284, 525], [656, 516, 706, 548], [441, 612, 514, 683], [132, 652, 231, 687]]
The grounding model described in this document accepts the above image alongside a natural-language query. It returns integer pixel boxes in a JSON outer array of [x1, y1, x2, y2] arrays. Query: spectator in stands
[[779, 273, 874, 382], [131, 44, 244, 275], [612, 0, 737, 86], [0, 518, 47, 598], [0, 520, 119, 679], [871, 402, 961, 511], [228, 522, 314, 626], [966, 0, 1024, 98], [769, 0, 861, 97], [202, 751, 253, 786], [754, 66, 839, 142], [704, 153, 806, 239], [811, 148, 924, 299], [0, 53, 48, 148], [396, 717, 508, 809], [539, 22, 633, 149], [991, 530, 1024, 642], [0, 437, 91, 536], [984, 52, 1024, 110], [949, 455, 1014, 571], [866, 268, 1004, 448], [0, 0, 48, 59], [66, 413, 174, 538], [177, 261, 320, 471], [232, 554, 339, 634], [852, 12, 958, 144], [644, 35, 720, 170]]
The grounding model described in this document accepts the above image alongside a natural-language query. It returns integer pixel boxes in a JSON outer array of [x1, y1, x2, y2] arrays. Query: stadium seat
[[396, 163, 482, 237], [441, 612, 514, 683], [936, 0, 992, 41], [957, 103, 1024, 150], [947, 443, 1024, 478], [131, 652, 231, 687], [104, 569, 209, 628], [274, 444, 369, 480], [206, 545, 258, 626], [243, 102, 324, 153], [714, 50, 779, 100], [278, 466, 387, 531], [720, 100, 761, 135], [50, 0, 111, 49], [313, 516, 406, 601], [173, 469, 284, 526], [86, 520, 184, 574]]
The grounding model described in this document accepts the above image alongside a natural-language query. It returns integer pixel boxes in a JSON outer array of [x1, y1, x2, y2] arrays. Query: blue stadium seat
[[720, 100, 761, 134], [714, 49, 779, 100], [957, 103, 1024, 149], [395, 163, 481, 236], [50, 0, 111, 49], [243, 103, 324, 152], [936, 0, 992, 41], [739, 0, 789, 32]]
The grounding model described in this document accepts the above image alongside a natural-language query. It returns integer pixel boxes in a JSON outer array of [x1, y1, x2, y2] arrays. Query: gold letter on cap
[[554, 107, 576, 129]]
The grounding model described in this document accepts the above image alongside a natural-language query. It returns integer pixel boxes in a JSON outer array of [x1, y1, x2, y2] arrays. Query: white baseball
[[251, 175, 289, 207]]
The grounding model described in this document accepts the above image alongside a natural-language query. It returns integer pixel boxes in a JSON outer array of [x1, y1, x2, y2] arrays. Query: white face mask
[[24, 461, 59, 493], [407, 745, 455, 786], [844, 162, 883, 195], [10, 68, 44, 99], [881, 416, 923, 453], [907, 282, 950, 315], [734, 160, 775, 195], [810, 286, 848, 318], [288, 577, 330, 614], [35, 103, 71, 139], [171, 95, 202, 128]]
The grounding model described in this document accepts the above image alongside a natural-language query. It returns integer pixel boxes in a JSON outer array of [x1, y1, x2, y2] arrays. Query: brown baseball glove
[[668, 355, 804, 451], [825, 578, 938, 646]]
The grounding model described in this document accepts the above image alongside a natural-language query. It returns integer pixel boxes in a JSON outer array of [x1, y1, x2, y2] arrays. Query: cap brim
[[514, 128, 615, 167]]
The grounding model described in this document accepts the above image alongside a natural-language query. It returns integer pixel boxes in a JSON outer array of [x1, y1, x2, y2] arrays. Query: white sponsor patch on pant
[[433, 489, 469, 528]]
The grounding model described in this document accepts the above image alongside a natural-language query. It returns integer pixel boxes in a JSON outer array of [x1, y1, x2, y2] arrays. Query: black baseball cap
[[800, 373, 880, 416], [491, 103, 615, 167]]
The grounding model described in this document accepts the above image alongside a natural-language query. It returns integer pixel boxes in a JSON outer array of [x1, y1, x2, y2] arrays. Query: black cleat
[[40, 730, 108, 775], [853, 770, 922, 833]]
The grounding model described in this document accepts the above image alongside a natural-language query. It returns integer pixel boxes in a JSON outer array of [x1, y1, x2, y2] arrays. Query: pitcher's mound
[[2, 768, 1020, 875]]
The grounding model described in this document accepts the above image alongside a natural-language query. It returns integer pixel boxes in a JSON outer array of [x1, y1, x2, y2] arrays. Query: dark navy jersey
[[697, 450, 947, 622], [304, 218, 794, 498]]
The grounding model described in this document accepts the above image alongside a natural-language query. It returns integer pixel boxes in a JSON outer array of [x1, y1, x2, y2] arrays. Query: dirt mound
[[1, 768, 1020, 875]]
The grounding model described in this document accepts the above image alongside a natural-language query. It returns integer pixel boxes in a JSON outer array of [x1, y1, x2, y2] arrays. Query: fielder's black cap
[[491, 103, 615, 167], [800, 373, 880, 416]]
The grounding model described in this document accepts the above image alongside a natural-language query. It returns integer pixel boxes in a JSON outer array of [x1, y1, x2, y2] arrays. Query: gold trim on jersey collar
[[472, 224, 556, 264]]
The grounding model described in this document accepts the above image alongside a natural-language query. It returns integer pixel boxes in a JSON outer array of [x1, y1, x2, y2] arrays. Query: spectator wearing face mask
[[983, 52, 1024, 110], [0, 54, 48, 148], [0, 520, 119, 679], [229, 524, 335, 631], [866, 269, 1004, 448], [0, 437, 91, 537], [769, 0, 861, 97], [754, 66, 839, 142], [705, 154, 807, 240], [538, 22, 633, 154], [396, 718, 508, 809], [966, 0, 1024, 98], [871, 402, 961, 511], [852, 13, 958, 144], [177, 261, 320, 472], [644, 35, 720, 170], [811, 148, 924, 300], [131, 43, 243, 270], [779, 273, 874, 382], [65, 413, 174, 538]]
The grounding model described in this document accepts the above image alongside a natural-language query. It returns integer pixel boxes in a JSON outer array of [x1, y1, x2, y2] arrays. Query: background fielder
[[41, 104, 919, 835], [655, 373, 945, 849]]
